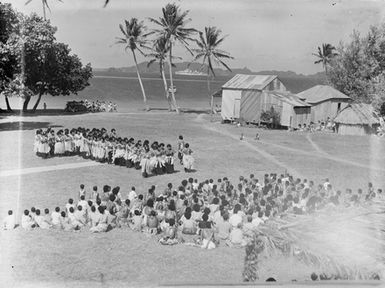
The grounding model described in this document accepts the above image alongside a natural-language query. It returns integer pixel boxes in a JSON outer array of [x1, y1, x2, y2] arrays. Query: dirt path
[[198, 117, 385, 177], [306, 133, 328, 155], [199, 121, 304, 178]]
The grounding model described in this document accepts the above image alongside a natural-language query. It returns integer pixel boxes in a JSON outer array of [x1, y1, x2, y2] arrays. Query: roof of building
[[222, 74, 278, 90], [334, 103, 379, 125], [297, 85, 351, 104], [267, 91, 311, 107]]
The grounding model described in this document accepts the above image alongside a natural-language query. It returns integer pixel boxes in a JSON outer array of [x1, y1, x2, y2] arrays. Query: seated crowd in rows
[[3, 173, 383, 249], [33, 128, 195, 177]]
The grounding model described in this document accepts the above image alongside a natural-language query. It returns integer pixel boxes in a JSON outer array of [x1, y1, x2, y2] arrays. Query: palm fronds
[[245, 200, 385, 281]]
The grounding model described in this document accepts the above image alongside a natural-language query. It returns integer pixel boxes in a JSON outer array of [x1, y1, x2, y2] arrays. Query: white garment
[[21, 214, 35, 229], [128, 190, 137, 202], [35, 215, 50, 229], [51, 211, 61, 225], [3, 214, 16, 230], [229, 213, 243, 228]]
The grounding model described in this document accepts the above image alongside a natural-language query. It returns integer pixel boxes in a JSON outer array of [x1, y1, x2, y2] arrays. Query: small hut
[[297, 85, 351, 123], [334, 103, 380, 136]]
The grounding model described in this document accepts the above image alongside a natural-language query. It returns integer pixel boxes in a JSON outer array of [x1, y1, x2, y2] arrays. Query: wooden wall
[[311, 99, 350, 123]]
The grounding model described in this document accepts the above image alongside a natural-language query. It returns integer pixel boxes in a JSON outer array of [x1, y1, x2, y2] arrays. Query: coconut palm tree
[[147, 36, 181, 111], [313, 43, 337, 75], [116, 18, 150, 111], [25, 0, 62, 20], [149, 3, 197, 114], [191, 26, 233, 114]]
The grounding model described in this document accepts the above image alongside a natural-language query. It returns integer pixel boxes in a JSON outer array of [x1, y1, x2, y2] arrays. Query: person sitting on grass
[[3, 210, 16, 230], [35, 209, 51, 230], [180, 211, 197, 235], [90, 206, 108, 233], [198, 213, 216, 249], [146, 210, 159, 235], [130, 210, 143, 232], [21, 210, 35, 230], [159, 218, 179, 245], [51, 207, 61, 228], [215, 212, 232, 241], [227, 222, 247, 248]]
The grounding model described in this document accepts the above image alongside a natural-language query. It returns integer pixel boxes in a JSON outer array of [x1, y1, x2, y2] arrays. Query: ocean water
[[3, 73, 229, 112], [2, 72, 321, 112]]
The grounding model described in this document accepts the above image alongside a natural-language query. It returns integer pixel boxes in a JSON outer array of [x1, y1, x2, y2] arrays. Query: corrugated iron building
[[297, 85, 351, 123], [334, 103, 380, 136], [221, 74, 287, 120], [221, 74, 311, 128]]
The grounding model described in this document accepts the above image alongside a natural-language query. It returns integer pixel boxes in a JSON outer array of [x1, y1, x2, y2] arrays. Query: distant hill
[[95, 61, 326, 93]]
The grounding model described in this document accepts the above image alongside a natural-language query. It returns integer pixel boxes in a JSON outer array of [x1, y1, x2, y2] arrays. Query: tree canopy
[[1, 4, 92, 112], [327, 25, 385, 109]]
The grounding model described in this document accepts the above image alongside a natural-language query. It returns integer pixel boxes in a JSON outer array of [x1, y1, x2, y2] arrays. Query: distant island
[[93, 61, 327, 93]]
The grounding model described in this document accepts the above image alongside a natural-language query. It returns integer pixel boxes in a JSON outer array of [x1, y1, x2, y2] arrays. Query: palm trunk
[[160, 62, 172, 111], [42, 0, 46, 20], [22, 95, 31, 112], [5, 95, 13, 112], [132, 50, 149, 111], [32, 92, 43, 112], [167, 44, 180, 114], [207, 68, 213, 116]]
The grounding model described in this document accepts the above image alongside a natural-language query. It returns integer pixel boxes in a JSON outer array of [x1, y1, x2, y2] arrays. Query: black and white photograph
[[1, 0, 385, 287]]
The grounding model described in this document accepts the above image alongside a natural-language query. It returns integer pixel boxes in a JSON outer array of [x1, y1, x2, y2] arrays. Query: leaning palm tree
[[149, 3, 197, 114], [191, 26, 233, 114], [313, 43, 337, 75], [147, 36, 181, 111], [25, 0, 62, 20], [116, 18, 150, 111]]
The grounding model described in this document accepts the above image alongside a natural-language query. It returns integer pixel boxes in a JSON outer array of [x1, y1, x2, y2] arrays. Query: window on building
[[337, 103, 341, 111]]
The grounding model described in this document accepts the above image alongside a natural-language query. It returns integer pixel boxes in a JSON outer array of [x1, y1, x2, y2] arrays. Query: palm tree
[[149, 3, 197, 114], [116, 18, 150, 111], [191, 26, 233, 114], [313, 43, 337, 75], [147, 37, 181, 111], [25, 0, 62, 20]]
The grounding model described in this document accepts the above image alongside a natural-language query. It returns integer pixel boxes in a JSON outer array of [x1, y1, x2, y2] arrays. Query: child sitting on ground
[[130, 210, 143, 232], [21, 210, 35, 230], [227, 222, 247, 248], [3, 210, 16, 230], [159, 218, 178, 245]]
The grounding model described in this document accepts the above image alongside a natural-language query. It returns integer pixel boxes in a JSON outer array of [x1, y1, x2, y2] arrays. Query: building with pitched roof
[[297, 85, 352, 123], [220, 74, 311, 128], [334, 103, 380, 135]]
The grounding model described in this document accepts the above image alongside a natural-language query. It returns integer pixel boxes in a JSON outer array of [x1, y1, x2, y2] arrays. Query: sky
[[9, 0, 385, 75]]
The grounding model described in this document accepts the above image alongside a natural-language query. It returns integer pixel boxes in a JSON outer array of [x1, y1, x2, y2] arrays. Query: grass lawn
[[0, 111, 384, 286]]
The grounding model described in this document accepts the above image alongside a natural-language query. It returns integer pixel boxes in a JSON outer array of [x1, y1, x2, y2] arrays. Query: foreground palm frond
[[245, 200, 385, 281]]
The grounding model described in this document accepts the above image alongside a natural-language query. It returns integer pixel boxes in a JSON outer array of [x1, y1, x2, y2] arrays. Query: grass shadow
[[0, 121, 63, 131]]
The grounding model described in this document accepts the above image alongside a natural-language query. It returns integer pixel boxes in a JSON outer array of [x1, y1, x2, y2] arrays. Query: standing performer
[[165, 144, 175, 174], [182, 143, 194, 173], [177, 135, 185, 165]]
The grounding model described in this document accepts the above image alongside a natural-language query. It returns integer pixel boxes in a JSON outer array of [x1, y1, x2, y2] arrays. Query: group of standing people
[[33, 127, 195, 177]]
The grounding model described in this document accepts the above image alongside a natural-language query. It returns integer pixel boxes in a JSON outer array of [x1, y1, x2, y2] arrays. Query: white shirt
[[251, 217, 264, 227], [51, 211, 61, 225], [128, 190, 137, 202], [21, 214, 34, 229], [229, 213, 243, 227], [78, 200, 88, 210], [3, 214, 16, 230]]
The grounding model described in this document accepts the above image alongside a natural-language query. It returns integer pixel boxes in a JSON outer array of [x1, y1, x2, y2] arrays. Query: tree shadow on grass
[[0, 121, 63, 131], [0, 109, 90, 118]]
